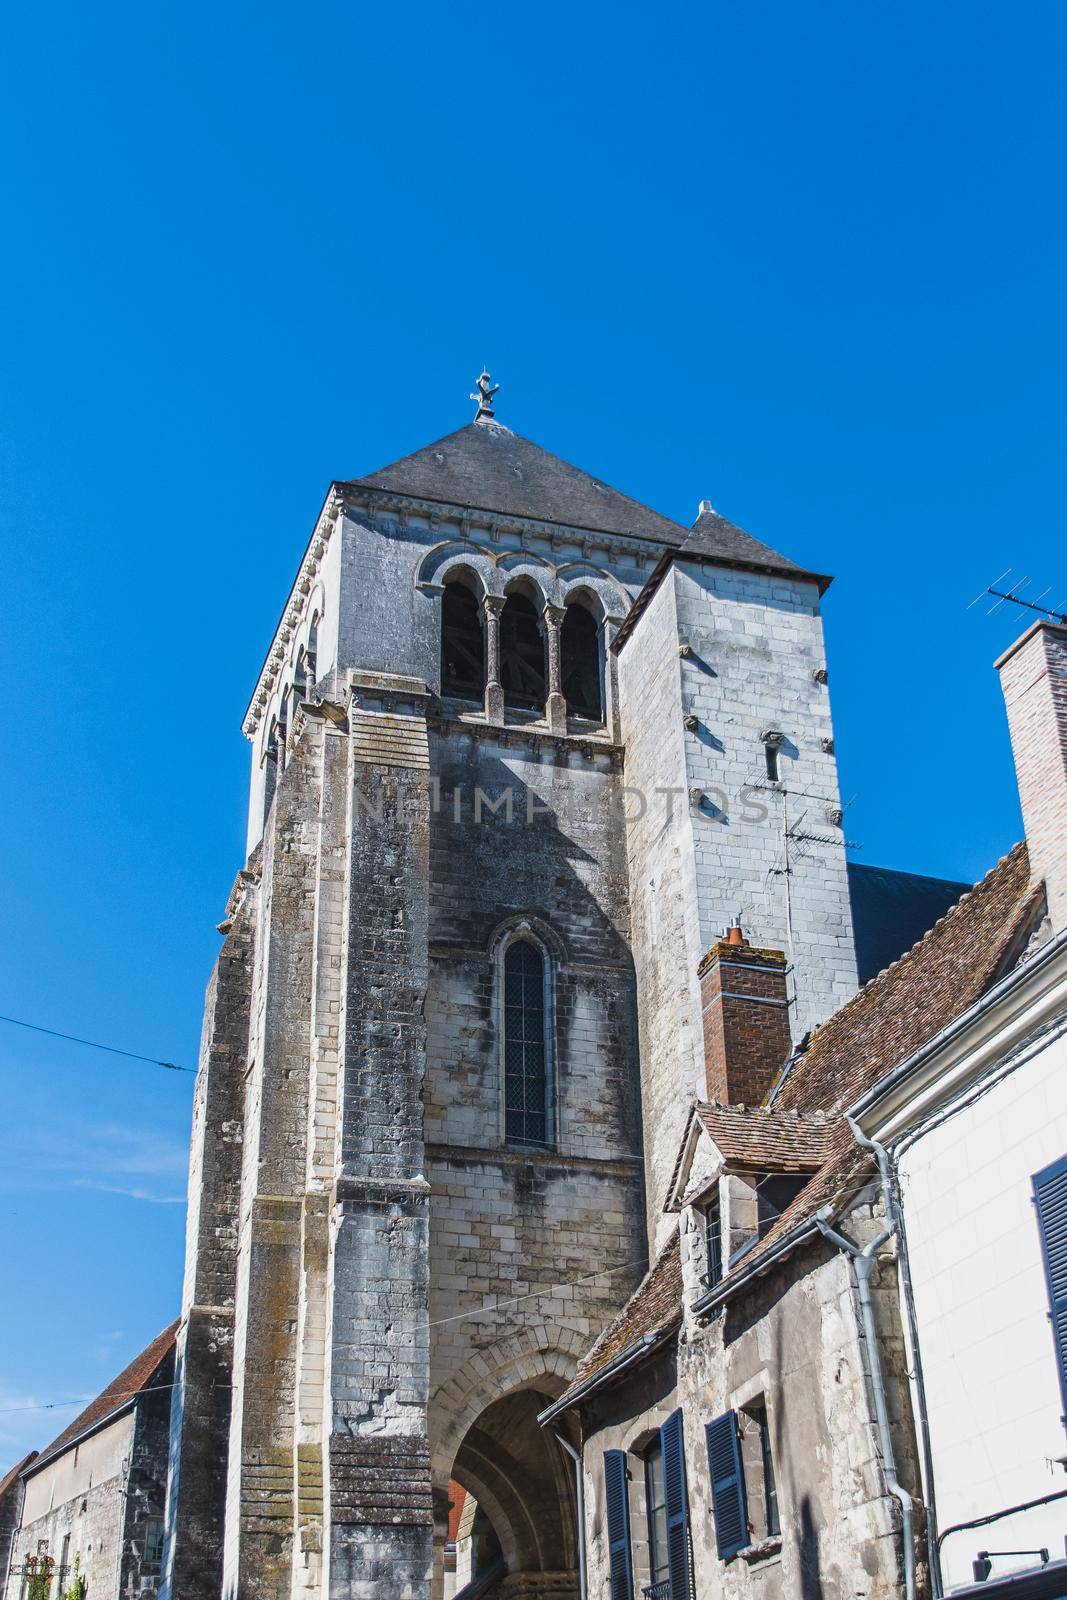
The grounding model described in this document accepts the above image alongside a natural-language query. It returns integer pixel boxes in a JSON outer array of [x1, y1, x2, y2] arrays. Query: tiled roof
[[557, 843, 1039, 1409], [0, 1451, 37, 1500], [347, 421, 691, 546], [775, 842, 1035, 1119], [663, 1103, 838, 1215], [28, 1321, 179, 1474], [694, 1104, 837, 1169]]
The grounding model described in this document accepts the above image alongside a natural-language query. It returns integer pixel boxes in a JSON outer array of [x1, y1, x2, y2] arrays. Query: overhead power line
[[0, 1014, 193, 1074]]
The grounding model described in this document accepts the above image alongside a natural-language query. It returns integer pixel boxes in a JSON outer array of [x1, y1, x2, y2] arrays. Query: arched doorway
[[441, 1385, 580, 1599]]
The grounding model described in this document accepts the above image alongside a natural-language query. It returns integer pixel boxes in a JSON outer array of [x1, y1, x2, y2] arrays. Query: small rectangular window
[[746, 1400, 780, 1539], [644, 1436, 669, 1586], [703, 1193, 723, 1287], [143, 1517, 165, 1570]]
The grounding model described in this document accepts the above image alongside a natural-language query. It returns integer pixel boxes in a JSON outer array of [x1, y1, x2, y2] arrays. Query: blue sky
[[0, 0, 1063, 1463]]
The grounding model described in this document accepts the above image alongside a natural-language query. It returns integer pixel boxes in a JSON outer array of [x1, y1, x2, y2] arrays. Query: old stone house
[[3, 1324, 176, 1600], [542, 615, 1067, 1600]]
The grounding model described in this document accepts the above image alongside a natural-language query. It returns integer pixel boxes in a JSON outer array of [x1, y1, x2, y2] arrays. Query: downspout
[[552, 1431, 587, 1600], [847, 1114, 942, 1598], [814, 1208, 916, 1600]]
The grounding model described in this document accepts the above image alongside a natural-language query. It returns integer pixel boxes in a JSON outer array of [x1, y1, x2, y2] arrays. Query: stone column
[[602, 615, 623, 742], [220, 725, 318, 1600], [483, 595, 505, 725], [544, 603, 567, 734], [326, 676, 434, 1598]]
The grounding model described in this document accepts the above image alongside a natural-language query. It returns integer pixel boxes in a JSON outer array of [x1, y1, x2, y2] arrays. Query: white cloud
[[0, 1122, 188, 1206]]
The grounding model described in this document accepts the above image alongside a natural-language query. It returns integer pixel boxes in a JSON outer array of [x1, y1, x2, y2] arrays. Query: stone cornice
[[340, 482, 665, 569], [427, 707, 623, 767], [242, 487, 344, 740]]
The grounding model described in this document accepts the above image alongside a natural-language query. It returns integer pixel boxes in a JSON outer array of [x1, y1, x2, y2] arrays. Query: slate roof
[[557, 842, 1040, 1407], [848, 861, 971, 985], [346, 420, 691, 546], [681, 503, 806, 577], [26, 1321, 179, 1475]]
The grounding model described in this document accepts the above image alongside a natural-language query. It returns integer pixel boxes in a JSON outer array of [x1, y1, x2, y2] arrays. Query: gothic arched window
[[307, 615, 319, 685], [499, 593, 546, 711], [441, 580, 485, 701], [503, 939, 549, 1147], [561, 601, 603, 722]]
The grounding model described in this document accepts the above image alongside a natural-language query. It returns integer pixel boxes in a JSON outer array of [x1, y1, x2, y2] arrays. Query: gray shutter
[[706, 1410, 749, 1559], [604, 1449, 633, 1600], [660, 1409, 693, 1600], [1033, 1154, 1067, 1422]]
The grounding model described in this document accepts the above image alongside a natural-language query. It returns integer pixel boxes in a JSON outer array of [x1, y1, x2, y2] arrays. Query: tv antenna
[[967, 569, 1067, 626]]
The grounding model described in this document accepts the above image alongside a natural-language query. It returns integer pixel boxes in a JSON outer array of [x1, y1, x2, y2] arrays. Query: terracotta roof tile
[[28, 1321, 179, 1473], [694, 1104, 837, 1169]]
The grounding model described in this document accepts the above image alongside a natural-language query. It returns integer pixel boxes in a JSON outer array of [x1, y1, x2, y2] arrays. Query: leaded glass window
[[503, 939, 548, 1146]]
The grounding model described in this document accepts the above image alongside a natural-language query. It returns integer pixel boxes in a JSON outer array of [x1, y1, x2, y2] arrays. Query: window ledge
[[739, 1536, 783, 1565]]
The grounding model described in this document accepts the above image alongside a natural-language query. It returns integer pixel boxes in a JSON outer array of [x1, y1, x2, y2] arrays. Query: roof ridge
[[824, 842, 1026, 1015], [29, 1319, 179, 1471]]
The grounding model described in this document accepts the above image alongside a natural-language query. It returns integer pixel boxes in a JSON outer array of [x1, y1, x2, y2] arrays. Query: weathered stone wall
[[423, 718, 645, 1495], [580, 1197, 922, 1600], [617, 562, 858, 1243], [161, 877, 252, 1600], [673, 562, 858, 1033]]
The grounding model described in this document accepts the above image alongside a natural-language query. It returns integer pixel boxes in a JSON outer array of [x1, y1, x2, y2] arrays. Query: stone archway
[[432, 1358, 582, 1600]]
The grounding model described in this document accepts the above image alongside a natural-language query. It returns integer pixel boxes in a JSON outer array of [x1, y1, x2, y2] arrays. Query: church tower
[[161, 381, 857, 1599]]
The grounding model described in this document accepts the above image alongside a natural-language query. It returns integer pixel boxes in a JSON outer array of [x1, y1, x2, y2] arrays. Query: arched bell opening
[[499, 591, 547, 713], [441, 574, 487, 703], [560, 598, 603, 724]]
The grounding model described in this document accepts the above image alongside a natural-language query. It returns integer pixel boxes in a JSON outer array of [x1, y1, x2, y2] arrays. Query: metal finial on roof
[[470, 369, 499, 421]]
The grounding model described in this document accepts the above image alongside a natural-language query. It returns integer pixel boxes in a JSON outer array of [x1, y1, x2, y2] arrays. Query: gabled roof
[[553, 843, 1040, 1413], [26, 1321, 179, 1476], [0, 1451, 37, 1500], [665, 1103, 838, 1212], [345, 420, 691, 546]]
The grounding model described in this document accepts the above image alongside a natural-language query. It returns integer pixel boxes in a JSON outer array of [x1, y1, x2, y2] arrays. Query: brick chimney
[[698, 923, 793, 1105], [996, 620, 1067, 934]]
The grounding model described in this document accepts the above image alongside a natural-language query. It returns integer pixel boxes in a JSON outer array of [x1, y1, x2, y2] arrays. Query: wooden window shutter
[[604, 1449, 634, 1600], [705, 1409, 749, 1559], [660, 1409, 693, 1600], [1033, 1154, 1067, 1423]]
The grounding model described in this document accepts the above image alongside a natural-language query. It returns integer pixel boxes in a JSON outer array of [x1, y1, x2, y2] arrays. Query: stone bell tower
[[161, 378, 857, 1599]]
